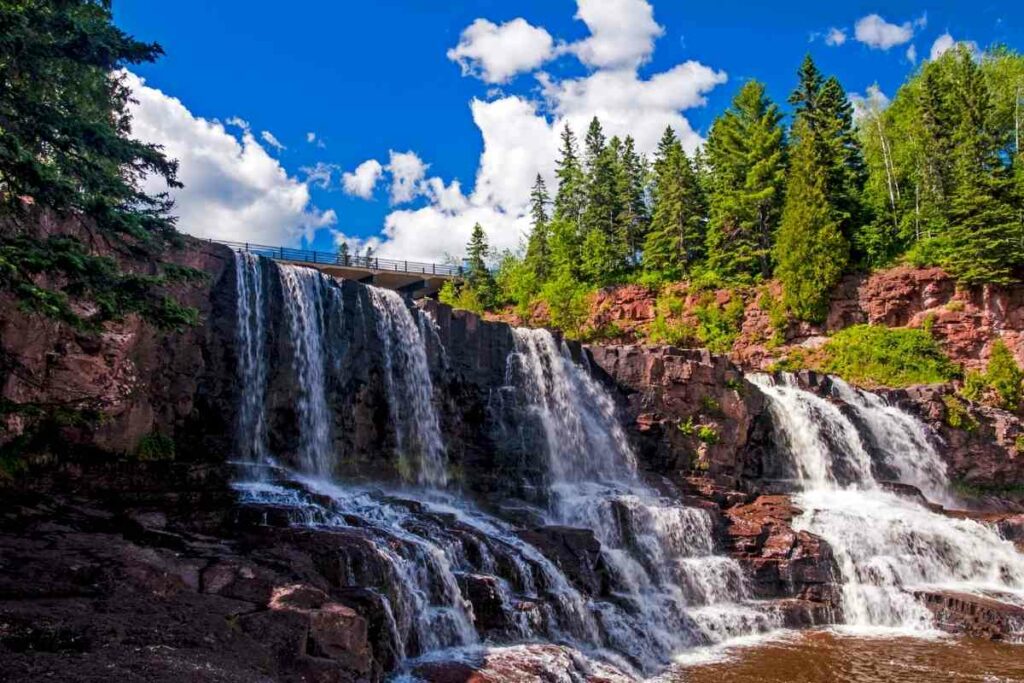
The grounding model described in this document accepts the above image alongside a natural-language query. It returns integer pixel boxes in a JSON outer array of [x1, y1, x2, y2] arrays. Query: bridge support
[[396, 279, 426, 299]]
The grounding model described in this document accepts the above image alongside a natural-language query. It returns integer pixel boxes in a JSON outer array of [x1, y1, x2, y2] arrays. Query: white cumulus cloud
[[850, 84, 891, 122], [906, 44, 918, 64], [339, 0, 726, 262], [341, 159, 384, 199], [260, 130, 286, 152], [124, 72, 335, 246], [854, 14, 915, 50], [930, 32, 979, 61], [825, 28, 847, 46], [570, 0, 664, 70], [447, 18, 556, 83], [387, 151, 429, 205]]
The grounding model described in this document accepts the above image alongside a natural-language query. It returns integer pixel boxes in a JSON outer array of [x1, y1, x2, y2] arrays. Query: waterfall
[[751, 373, 1024, 632], [234, 252, 269, 467], [279, 264, 335, 477], [507, 328, 775, 670], [367, 287, 448, 487]]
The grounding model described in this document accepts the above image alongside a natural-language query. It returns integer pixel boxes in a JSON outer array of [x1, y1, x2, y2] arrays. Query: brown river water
[[673, 630, 1024, 682]]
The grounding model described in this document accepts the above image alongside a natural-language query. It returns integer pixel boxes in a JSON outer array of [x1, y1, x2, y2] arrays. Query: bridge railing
[[214, 239, 464, 277]]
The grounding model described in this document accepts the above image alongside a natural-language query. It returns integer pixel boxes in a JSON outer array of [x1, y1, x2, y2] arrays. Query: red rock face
[[0, 209, 236, 457]]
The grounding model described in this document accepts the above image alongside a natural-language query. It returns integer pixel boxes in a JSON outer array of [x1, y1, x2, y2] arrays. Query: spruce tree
[[944, 46, 1019, 284], [525, 174, 551, 281], [705, 80, 787, 280], [581, 119, 626, 282], [644, 127, 706, 278], [465, 223, 498, 306], [774, 119, 849, 321], [616, 136, 650, 266], [554, 124, 586, 227]]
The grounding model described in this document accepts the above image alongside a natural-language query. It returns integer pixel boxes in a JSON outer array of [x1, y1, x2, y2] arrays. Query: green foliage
[[758, 288, 789, 346], [697, 424, 720, 445], [693, 294, 745, 354], [1016, 435, 1024, 454], [644, 127, 707, 280], [438, 280, 484, 315], [539, 271, 592, 339], [136, 432, 175, 462], [961, 340, 1023, 411], [0, 0, 201, 331], [700, 395, 721, 414], [705, 81, 787, 280], [774, 118, 849, 322], [677, 416, 697, 436], [0, 235, 198, 330], [494, 251, 539, 316], [820, 324, 959, 388], [943, 395, 977, 431]]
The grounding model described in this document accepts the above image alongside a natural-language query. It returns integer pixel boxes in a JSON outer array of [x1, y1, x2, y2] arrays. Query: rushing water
[[234, 252, 269, 468], [750, 373, 1024, 633], [508, 328, 776, 670], [279, 264, 336, 477], [368, 286, 449, 487], [230, 252, 1024, 679]]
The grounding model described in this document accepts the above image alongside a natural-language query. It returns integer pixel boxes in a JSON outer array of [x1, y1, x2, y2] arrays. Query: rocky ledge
[[914, 591, 1024, 642]]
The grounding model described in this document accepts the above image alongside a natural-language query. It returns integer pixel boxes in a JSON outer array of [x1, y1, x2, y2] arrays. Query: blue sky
[[114, 1, 1022, 262]]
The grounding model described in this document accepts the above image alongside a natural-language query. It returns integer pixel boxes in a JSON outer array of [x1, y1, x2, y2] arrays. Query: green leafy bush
[[694, 295, 745, 354], [677, 416, 697, 436], [697, 425, 720, 445], [136, 433, 175, 462], [820, 324, 959, 388], [648, 314, 695, 347], [960, 340, 1023, 412], [943, 395, 977, 431]]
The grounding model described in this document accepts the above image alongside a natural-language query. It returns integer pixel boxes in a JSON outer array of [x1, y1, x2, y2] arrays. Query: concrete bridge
[[218, 240, 462, 298]]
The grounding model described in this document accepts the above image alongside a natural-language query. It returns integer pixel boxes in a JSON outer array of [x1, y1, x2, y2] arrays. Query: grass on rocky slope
[[818, 324, 960, 388]]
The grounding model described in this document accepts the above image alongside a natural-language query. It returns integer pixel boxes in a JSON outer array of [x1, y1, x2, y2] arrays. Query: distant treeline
[[444, 47, 1024, 326]]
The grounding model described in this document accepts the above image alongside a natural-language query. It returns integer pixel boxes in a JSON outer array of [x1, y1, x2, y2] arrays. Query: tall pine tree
[[705, 80, 787, 280], [944, 46, 1020, 284], [774, 119, 849, 321], [644, 127, 706, 279], [465, 223, 498, 306], [525, 174, 551, 281]]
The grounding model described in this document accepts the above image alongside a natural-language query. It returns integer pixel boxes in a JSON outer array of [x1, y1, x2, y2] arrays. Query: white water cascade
[[367, 287, 448, 487], [279, 265, 336, 477], [750, 373, 1024, 632], [508, 328, 776, 668], [234, 252, 269, 467]]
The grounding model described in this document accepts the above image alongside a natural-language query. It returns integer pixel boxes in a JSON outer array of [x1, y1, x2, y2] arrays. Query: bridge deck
[[216, 240, 462, 297]]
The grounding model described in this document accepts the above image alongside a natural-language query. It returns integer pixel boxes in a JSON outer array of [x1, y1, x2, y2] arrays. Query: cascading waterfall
[[507, 328, 775, 670], [279, 264, 336, 477], [229, 253, 630, 672], [368, 286, 448, 487], [751, 373, 1024, 632], [234, 252, 270, 467]]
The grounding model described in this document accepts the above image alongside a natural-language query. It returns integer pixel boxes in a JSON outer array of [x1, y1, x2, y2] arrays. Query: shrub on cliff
[[962, 340, 1023, 412], [820, 324, 959, 388]]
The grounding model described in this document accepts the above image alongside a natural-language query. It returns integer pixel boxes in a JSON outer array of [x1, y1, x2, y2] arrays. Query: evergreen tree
[[789, 56, 867, 250], [338, 241, 351, 265], [705, 80, 787, 280], [580, 119, 627, 282], [525, 174, 551, 281], [465, 223, 498, 306], [944, 46, 1020, 284], [0, 0, 199, 331], [554, 124, 586, 225], [774, 119, 849, 321], [616, 136, 650, 266], [644, 127, 707, 278]]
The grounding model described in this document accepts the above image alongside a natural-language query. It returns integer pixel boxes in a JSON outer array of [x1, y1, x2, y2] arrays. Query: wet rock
[[517, 526, 610, 597], [410, 644, 633, 683], [915, 590, 1024, 642], [721, 495, 841, 615], [587, 345, 771, 489]]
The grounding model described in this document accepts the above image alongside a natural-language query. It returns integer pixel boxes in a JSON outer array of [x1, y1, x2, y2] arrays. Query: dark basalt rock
[[516, 526, 611, 597]]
